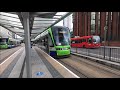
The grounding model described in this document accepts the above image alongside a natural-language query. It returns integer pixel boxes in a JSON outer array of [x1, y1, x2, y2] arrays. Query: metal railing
[[71, 46, 120, 63]]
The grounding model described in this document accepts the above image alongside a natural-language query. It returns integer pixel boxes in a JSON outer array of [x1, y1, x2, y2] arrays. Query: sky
[[16, 34, 22, 38], [54, 20, 63, 26]]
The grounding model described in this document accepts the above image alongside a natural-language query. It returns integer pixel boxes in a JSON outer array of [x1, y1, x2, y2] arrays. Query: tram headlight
[[63, 48, 69, 50]]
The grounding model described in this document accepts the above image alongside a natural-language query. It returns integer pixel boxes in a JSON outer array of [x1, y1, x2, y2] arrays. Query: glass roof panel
[[0, 12, 72, 40], [0, 13, 20, 21], [55, 12, 68, 15], [31, 29, 43, 33], [0, 12, 23, 29], [0, 22, 23, 28], [0, 12, 18, 18], [34, 17, 57, 21], [33, 12, 72, 40], [0, 21, 22, 26], [34, 21, 55, 24], [9, 27, 24, 33]]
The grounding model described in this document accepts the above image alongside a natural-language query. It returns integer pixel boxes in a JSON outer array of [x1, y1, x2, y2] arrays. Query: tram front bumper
[[57, 50, 70, 56]]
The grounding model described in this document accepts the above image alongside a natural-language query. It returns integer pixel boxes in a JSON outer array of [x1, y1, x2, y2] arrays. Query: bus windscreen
[[92, 36, 100, 43]]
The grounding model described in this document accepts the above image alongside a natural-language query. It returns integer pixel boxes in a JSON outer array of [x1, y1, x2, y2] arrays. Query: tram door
[[48, 33, 54, 55], [44, 36, 49, 53]]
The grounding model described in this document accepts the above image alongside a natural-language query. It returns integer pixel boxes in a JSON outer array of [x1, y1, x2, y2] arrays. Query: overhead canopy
[[0, 12, 72, 41]]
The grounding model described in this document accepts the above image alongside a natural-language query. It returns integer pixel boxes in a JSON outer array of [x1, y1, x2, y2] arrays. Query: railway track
[[58, 59, 88, 78], [0, 46, 22, 64], [57, 55, 120, 78], [36, 46, 120, 78]]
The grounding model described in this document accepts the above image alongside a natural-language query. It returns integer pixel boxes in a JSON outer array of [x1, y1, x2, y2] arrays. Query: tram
[[0, 38, 21, 49], [37, 26, 71, 57]]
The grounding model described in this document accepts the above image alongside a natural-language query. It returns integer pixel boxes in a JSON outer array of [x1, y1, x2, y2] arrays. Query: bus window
[[82, 39, 86, 42], [93, 39, 96, 42], [79, 40, 82, 43], [75, 40, 77, 43], [71, 40, 75, 44], [88, 38, 92, 43]]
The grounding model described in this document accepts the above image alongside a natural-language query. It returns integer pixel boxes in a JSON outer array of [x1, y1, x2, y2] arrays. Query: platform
[[0, 46, 79, 78]]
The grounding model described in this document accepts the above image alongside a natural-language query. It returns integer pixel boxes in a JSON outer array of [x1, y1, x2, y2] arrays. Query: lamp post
[[104, 26, 107, 59]]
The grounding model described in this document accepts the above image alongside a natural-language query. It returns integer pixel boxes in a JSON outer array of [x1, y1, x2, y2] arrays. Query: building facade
[[73, 12, 120, 46]]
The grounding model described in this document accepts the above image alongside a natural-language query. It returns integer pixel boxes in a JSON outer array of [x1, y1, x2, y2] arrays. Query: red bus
[[71, 35, 101, 48]]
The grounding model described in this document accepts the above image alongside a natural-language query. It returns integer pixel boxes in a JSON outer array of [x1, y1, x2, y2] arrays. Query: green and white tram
[[38, 26, 71, 57], [0, 38, 21, 49], [0, 38, 9, 49]]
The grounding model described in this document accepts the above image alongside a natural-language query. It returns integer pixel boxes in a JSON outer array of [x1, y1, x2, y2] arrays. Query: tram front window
[[52, 27, 70, 46], [0, 38, 7, 45], [0, 42, 7, 45]]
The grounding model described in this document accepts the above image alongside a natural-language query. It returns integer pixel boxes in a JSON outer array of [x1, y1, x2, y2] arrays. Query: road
[[0, 46, 23, 64]]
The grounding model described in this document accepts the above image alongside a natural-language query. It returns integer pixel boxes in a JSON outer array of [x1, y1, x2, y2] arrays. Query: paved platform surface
[[0, 46, 79, 78], [31, 48, 53, 78]]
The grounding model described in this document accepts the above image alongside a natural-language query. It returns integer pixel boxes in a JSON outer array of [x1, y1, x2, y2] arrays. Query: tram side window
[[48, 34, 53, 47]]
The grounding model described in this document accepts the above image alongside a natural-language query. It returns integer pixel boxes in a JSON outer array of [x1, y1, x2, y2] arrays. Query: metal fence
[[71, 46, 120, 63]]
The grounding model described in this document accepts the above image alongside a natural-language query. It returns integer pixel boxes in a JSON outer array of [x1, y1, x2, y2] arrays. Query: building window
[[106, 12, 108, 28], [105, 12, 108, 40], [98, 12, 100, 34], [91, 12, 95, 35]]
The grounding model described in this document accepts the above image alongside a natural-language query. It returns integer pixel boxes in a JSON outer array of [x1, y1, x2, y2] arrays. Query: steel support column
[[22, 12, 32, 78]]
